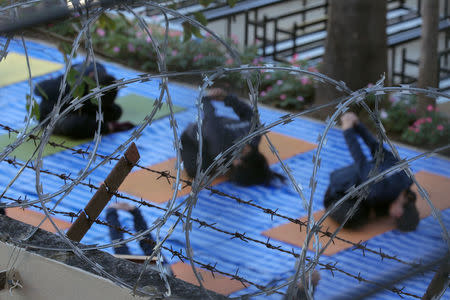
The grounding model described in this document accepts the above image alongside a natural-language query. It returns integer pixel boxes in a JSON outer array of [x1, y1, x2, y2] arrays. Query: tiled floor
[[0, 38, 449, 299]]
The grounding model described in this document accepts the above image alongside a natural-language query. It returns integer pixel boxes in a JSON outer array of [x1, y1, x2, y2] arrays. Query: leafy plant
[[401, 105, 449, 147], [383, 95, 449, 147], [258, 59, 316, 110]]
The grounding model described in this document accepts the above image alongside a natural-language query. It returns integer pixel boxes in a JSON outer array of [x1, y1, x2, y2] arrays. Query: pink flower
[[427, 105, 434, 112], [146, 36, 152, 43], [300, 76, 311, 85], [437, 124, 444, 131], [127, 43, 136, 53], [252, 58, 259, 65], [367, 83, 374, 88], [413, 127, 420, 133], [389, 96, 398, 103], [225, 58, 234, 65], [266, 86, 273, 92], [193, 54, 204, 62], [96, 28, 105, 37], [136, 31, 143, 38], [280, 94, 287, 100], [290, 54, 299, 63], [425, 117, 432, 123], [415, 118, 424, 126], [297, 96, 304, 102], [265, 74, 271, 80], [231, 34, 239, 44], [307, 66, 318, 73], [260, 91, 267, 97], [276, 80, 283, 85], [169, 30, 182, 37], [408, 107, 417, 114], [171, 50, 178, 56], [113, 46, 120, 53]]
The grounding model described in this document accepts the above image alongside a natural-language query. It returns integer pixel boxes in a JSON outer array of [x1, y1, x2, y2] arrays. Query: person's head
[[395, 188, 419, 232], [97, 73, 118, 107], [229, 145, 285, 186], [324, 187, 370, 229]]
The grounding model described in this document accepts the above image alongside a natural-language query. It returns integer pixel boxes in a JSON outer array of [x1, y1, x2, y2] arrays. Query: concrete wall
[[0, 242, 145, 300]]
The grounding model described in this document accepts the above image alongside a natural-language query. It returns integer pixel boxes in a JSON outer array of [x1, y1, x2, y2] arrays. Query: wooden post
[[66, 142, 140, 242]]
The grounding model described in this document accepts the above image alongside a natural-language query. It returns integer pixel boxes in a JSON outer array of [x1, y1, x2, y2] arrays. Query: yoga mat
[[0, 131, 92, 162], [171, 262, 248, 295], [0, 52, 63, 87], [6, 207, 71, 233], [118, 132, 317, 203], [262, 170, 450, 256], [115, 93, 185, 125], [0, 94, 185, 161]]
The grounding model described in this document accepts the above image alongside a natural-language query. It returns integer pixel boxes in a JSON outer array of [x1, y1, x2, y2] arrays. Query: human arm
[[341, 113, 367, 175], [354, 122, 385, 158], [206, 88, 254, 122]]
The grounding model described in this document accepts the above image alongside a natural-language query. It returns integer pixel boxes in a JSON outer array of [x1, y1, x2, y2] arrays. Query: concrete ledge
[[0, 215, 228, 300]]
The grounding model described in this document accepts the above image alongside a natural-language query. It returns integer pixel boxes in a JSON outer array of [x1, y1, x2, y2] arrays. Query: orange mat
[[262, 170, 450, 256], [119, 131, 316, 203], [6, 207, 71, 233], [171, 262, 248, 295]]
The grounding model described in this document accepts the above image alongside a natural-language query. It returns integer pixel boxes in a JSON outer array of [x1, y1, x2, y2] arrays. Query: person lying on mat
[[106, 202, 156, 256], [34, 62, 133, 139], [323, 112, 419, 231], [181, 88, 285, 186]]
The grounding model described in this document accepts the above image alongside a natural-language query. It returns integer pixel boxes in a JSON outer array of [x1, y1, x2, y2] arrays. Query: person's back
[[34, 62, 132, 139], [180, 88, 284, 186]]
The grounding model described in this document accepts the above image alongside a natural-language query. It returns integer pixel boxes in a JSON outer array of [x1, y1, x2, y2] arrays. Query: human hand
[[389, 191, 407, 218], [110, 202, 135, 212], [108, 121, 134, 133], [340, 112, 359, 130], [207, 88, 227, 101]]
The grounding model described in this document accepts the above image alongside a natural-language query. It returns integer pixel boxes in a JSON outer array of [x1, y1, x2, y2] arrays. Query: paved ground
[[0, 38, 449, 299]]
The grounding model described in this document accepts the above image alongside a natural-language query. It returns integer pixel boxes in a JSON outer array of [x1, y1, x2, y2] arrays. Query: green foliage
[[25, 94, 40, 121], [258, 60, 316, 110], [383, 95, 417, 134]]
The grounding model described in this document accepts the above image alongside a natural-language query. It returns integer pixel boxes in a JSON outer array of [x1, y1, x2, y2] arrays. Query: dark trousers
[[105, 207, 155, 255]]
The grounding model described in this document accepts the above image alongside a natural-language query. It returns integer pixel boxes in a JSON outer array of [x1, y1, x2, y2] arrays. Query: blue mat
[[0, 38, 449, 300]]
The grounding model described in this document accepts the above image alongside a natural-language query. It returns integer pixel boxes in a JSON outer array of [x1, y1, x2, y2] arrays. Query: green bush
[[258, 60, 316, 110], [383, 95, 449, 147]]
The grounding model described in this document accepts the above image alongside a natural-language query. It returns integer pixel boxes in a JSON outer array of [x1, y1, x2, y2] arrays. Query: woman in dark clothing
[[324, 112, 419, 231], [34, 62, 133, 139], [181, 88, 284, 186], [105, 202, 156, 255]]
